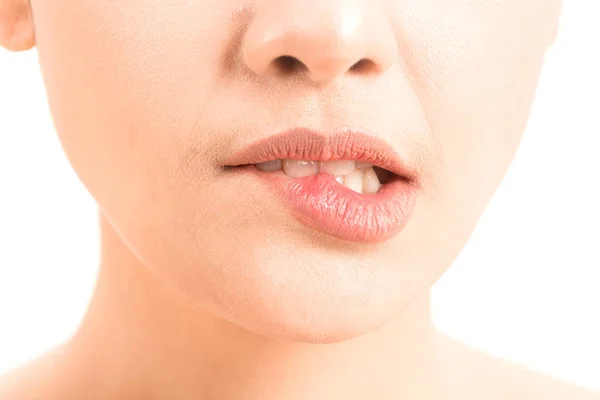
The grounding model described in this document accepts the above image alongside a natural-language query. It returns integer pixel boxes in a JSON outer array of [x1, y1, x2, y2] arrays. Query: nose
[[241, 0, 398, 85]]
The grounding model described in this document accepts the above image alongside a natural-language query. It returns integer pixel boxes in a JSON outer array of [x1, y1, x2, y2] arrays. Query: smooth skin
[[0, 0, 598, 398]]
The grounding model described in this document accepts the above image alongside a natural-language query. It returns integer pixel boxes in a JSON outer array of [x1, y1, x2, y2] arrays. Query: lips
[[222, 127, 419, 243]]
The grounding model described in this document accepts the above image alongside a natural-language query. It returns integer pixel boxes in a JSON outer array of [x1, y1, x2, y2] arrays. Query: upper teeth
[[255, 159, 383, 195]]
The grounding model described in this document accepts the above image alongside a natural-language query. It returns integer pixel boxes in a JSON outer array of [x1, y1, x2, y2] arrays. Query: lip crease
[[222, 127, 420, 243]]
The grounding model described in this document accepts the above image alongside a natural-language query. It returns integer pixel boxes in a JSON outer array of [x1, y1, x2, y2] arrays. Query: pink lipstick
[[222, 127, 419, 243]]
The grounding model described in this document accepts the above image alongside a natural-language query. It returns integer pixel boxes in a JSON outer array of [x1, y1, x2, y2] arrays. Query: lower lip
[[233, 165, 418, 243]]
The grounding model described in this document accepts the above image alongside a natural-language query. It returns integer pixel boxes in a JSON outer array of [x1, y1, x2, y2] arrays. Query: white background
[[1, 0, 599, 392]]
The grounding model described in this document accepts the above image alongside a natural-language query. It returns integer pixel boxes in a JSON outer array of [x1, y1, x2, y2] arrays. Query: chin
[[224, 304, 394, 344], [126, 212, 416, 344], [193, 270, 403, 344]]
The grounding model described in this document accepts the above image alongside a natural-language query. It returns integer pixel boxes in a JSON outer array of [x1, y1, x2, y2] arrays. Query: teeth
[[282, 159, 319, 178], [319, 160, 355, 175], [343, 169, 365, 194], [256, 159, 283, 172], [355, 161, 374, 169], [362, 167, 382, 194], [255, 159, 384, 194]]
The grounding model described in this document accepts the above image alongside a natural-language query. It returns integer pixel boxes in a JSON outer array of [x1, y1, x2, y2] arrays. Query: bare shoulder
[[435, 331, 600, 400], [0, 344, 76, 400]]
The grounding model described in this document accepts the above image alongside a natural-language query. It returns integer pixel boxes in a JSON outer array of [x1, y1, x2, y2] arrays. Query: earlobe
[[0, 0, 35, 51]]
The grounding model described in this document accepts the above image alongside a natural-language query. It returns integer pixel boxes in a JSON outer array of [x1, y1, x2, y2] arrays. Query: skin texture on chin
[[0, 0, 562, 343]]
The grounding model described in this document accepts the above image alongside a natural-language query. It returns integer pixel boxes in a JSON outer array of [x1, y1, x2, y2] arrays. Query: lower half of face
[[30, 0, 561, 342]]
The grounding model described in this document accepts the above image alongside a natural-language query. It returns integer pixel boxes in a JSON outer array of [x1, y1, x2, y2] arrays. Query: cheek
[[31, 1, 234, 214], [381, 0, 562, 282], [402, 0, 559, 223], [31, 1, 241, 285]]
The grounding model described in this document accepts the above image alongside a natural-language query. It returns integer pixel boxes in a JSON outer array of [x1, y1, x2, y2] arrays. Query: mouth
[[225, 160, 401, 195], [222, 127, 419, 243]]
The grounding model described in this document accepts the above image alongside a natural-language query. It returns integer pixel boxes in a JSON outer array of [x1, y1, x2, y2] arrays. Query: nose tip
[[241, 2, 398, 85]]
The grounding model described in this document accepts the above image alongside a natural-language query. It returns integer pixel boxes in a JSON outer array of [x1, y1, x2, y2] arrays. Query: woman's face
[[30, 0, 561, 342]]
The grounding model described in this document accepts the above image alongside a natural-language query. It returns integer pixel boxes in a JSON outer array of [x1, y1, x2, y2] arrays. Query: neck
[[66, 212, 442, 399]]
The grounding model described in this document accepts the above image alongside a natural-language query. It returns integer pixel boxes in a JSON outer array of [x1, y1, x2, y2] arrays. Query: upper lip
[[222, 127, 418, 183]]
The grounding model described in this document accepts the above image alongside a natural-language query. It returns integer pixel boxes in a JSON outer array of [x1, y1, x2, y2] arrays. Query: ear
[[0, 0, 35, 51]]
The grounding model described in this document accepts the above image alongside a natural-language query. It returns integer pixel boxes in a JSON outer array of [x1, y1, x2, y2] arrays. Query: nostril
[[349, 58, 378, 74], [268, 56, 379, 81], [273, 55, 308, 75]]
